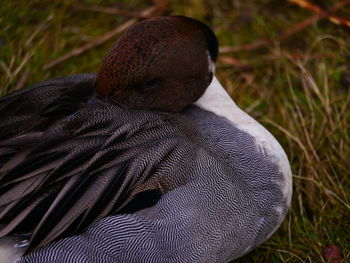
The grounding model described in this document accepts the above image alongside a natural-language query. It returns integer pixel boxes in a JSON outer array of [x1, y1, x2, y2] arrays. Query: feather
[[0, 74, 195, 253]]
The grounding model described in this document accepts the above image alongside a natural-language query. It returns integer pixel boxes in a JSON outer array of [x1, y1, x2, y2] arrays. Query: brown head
[[95, 16, 218, 112]]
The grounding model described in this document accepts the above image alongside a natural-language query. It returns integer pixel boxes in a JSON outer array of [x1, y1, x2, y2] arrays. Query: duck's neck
[[194, 76, 292, 206]]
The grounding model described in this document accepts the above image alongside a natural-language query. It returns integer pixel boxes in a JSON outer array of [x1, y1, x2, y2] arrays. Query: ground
[[0, 0, 349, 262]]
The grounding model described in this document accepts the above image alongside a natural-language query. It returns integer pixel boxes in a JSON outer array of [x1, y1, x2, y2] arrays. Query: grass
[[1, 0, 349, 262]]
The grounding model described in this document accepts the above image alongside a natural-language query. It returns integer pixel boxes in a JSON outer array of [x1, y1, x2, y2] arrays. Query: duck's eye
[[144, 78, 159, 89]]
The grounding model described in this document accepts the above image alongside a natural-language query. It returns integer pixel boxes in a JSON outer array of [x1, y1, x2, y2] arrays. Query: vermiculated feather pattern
[[0, 75, 289, 262]]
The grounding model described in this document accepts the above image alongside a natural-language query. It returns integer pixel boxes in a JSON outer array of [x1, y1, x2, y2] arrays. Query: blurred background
[[1, 0, 349, 262]]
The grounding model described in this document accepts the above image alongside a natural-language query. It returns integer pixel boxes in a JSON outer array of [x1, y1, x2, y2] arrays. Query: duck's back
[[0, 75, 290, 263], [0, 75, 224, 260]]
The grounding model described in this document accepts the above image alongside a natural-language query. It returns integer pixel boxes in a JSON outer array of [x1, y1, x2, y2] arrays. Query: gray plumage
[[0, 74, 288, 262]]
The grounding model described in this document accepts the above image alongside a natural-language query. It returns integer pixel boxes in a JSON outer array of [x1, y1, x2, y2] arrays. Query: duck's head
[[95, 16, 218, 112]]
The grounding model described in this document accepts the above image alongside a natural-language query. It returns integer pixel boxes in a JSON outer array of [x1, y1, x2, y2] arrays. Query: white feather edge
[[194, 76, 293, 209]]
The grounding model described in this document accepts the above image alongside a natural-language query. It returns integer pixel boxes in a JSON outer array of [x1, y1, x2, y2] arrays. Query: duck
[[0, 16, 292, 263]]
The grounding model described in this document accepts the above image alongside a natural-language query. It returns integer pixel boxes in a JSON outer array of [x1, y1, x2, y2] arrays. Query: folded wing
[[0, 76, 196, 253]]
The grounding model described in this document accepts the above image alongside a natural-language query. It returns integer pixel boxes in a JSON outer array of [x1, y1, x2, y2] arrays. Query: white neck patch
[[206, 50, 215, 74], [194, 76, 292, 207]]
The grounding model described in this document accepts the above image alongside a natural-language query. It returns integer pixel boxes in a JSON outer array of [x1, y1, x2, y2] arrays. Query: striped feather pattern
[[0, 75, 289, 262]]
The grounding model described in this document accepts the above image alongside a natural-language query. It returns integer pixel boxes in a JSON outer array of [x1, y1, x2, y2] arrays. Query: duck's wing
[[0, 95, 196, 253], [0, 74, 95, 139]]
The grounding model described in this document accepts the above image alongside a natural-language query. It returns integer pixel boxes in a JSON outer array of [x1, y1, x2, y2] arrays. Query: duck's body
[[0, 16, 292, 263]]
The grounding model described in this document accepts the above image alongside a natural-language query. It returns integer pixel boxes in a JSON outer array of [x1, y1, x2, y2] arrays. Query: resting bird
[[0, 16, 292, 262]]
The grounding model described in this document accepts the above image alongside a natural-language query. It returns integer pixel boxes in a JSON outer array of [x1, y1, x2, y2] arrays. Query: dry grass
[[1, 0, 349, 262]]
